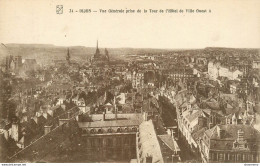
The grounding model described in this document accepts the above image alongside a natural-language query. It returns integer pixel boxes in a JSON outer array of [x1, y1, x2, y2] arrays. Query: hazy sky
[[0, 0, 259, 49]]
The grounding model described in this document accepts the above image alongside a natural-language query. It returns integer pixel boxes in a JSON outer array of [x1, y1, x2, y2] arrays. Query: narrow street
[[158, 95, 199, 162]]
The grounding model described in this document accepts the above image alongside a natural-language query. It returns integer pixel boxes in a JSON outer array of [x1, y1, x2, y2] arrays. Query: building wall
[[252, 61, 260, 69], [79, 133, 136, 161], [208, 61, 243, 81], [200, 134, 260, 163], [207, 150, 260, 163]]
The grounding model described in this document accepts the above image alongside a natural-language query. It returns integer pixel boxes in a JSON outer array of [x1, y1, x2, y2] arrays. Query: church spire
[[95, 40, 100, 56], [66, 48, 70, 64]]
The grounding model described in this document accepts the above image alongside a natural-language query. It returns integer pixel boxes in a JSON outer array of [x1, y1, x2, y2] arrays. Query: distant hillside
[[0, 43, 175, 65], [205, 47, 260, 51], [0, 44, 259, 65]]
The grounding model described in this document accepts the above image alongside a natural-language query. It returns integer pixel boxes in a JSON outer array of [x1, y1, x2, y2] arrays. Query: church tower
[[94, 40, 100, 58], [66, 48, 70, 64], [105, 48, 109, 62], [91, 40, 109, 65]]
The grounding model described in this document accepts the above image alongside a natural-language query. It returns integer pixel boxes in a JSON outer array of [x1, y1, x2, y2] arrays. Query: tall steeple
[[105, 48, 109, 61], [66, 48, 70, 64], [94, 40, 100, 56]]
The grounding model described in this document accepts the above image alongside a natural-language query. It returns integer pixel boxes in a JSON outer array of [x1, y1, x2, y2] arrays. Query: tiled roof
[[138, 120, 164, 163], [191, 127, 207, 141], [78, 113, 143, 128], [78, 119, 142, 128], [185, 109, 201, 122], [205, 124, 260, 151], [157, 135, 180, 152], [210, 124, 260, 140]]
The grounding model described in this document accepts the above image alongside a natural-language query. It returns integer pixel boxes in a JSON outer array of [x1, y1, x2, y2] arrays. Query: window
[[219, 153, 223, 161], [132, 127, 137, 132], [117, 128, 122, 133], [90, 129, 96, 134], [237, 154, 241, 161], [108, 128, 113, 133], [242, 154, 245, 161], [82, 129, 87, 134], [98, 129, 102, 134]]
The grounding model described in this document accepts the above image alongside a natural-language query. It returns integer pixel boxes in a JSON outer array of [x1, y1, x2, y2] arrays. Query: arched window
[[107, 128, 113, 133], [98, 129, 102, 134], [132, 127, 137, 132], [82, 129, 87, 134], [124, 127, 129, 132], [117, 128, 122, 133], [90, 129, 96, 134]]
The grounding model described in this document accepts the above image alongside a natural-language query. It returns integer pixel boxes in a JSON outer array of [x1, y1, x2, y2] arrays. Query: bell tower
[[94, 40, 100, 57]]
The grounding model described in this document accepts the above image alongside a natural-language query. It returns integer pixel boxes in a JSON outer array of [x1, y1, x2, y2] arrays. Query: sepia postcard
[[0, 0, 259, 165]]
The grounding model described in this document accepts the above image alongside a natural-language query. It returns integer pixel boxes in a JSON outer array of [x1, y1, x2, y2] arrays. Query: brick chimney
[[143, 112, 148, 121], [44, 125, 52, 135], [67, 112, 71, 119], [103, 112, 106, 121], [208, 123, 214, 129]]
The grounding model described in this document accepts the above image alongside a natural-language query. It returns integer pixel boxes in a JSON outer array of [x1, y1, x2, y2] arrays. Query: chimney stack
[[209, 123, 214, 129], [44, 125, 52, 135], [67, 112, 71, 119], [143, 112, 148, 121], [115, 108, 118, 120], [103, 112, 106, 121]]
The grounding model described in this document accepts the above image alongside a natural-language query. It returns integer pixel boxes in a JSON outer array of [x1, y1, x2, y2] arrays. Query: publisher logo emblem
[[56, 5, 63, 14]]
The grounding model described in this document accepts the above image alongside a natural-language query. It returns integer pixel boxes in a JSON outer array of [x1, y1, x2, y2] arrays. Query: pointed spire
[[105, 48, 109, 61], [95, 40, 100, 56], [66, 47, 70, 64]]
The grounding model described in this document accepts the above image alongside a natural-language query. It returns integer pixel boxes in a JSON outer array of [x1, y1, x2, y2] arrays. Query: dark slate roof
[[205, 124, 260, 151], [158, 134, 179, 152], [78, 113, 143, 128]]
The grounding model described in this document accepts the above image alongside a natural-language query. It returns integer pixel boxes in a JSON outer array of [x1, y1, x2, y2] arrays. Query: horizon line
[[2, 42, 260, 50]]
